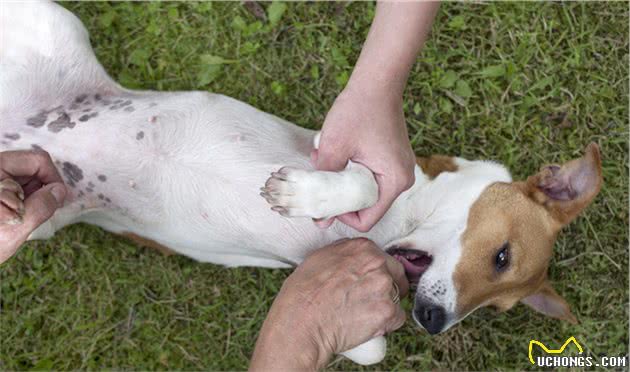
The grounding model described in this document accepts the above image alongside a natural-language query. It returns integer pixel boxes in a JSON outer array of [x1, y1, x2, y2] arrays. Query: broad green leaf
[[439, 70, 458, 88], [200, 54, 227, 65], [167, 7, 179, 19], [268, 2, 287, 26], [413, 102, 422, 115], [99, 11, 116, 27], [197, 64, 221, 87], [454, 80, 472, 98], [448, 15, 466, 30], [331, 46, 348, 67], [129, 48, 150, 66], [336, 71, 349, 87], [242, 41, 259, 54], [231, 16, 247, 31], [440, 98, 453, 114], [479, 64, 506, 78], [310, 65, 320, 80], [271, 81, 286, 96]]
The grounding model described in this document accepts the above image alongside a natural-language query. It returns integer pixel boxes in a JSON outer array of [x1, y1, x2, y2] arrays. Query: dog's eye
[[495, 242, 510, 272]]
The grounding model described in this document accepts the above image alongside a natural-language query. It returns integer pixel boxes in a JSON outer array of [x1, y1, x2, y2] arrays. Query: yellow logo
[[528, 336, 584, 364]]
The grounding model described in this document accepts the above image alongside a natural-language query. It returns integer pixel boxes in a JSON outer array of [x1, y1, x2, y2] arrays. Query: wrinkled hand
[[250, 238, 408, 370], [313, 86, 416, 232], [0, 150, 66, 264]]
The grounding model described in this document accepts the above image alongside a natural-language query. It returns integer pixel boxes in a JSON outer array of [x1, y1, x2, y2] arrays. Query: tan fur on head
[[416, 155, 458, 180], [454, 143, 602, 323]]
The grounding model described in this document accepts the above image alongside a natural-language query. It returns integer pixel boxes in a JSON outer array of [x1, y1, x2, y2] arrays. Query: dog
[[0, 1, 602, 365]]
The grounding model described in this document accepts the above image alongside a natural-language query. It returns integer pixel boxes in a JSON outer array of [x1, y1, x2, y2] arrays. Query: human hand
[[250, 238, 408, 370], [312, 84, 416, 232], [0, 150, 67, 264]]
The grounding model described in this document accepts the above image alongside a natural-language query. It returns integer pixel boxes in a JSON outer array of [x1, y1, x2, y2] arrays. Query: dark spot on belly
[[124, 106, 135, 112], [105, 197, 112, 203], [86, 187, 93, 193], [48, 112, 76, 133], [83, 108, 92, 112], [62, 161, 84, 187], [114, 99, 123, 104], [75, 94, 88, 103], [31, 144, 44, 151], [98, 193, 105, 200], [3, 133, 20, 140], [94, 94, 101, 101], [26, 112, 48, 128], [101, 99, 112, 105], [88, 181, 95, 188], [78, 190, 85, 197], [120, 100, 132, 107], [149, 102, 158, 107], [69, 103, 80, 110], [78, 112, 99, 122], [98, 175, 107, 182], [136, 131, 145, 140]]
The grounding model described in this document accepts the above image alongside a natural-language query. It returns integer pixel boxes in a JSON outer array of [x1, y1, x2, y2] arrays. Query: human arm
[[314, 1, 440, 232], [250, 238, 408, 371]]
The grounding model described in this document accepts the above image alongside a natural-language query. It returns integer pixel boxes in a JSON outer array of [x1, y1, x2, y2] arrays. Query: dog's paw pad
[[261, 167, 321, 218], [0, 179, 25, 225]]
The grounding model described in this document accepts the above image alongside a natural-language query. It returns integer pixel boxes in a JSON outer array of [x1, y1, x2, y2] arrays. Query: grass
[[1, 1, 628, 370]]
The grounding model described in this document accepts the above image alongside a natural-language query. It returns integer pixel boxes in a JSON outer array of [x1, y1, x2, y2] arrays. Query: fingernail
[[50, 185, 66, 206]]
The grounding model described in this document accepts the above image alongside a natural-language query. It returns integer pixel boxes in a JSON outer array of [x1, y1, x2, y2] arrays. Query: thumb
[[315, 144, 350, 172], [17, 183, 66, 240]]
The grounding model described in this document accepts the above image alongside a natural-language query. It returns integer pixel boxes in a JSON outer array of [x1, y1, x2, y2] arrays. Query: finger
[[0, 178, 24, 199], [13, 183, 66, 242], [0, 151, 63, 185], [0, 190, 25, 214], [384, 255, 409, 297], [384, 305, 407, 334], [313, 217, 335, 229], [0, 203, 22, 225], [310, 149, 318, 167], [349, 177, 400, 232], [314, 134, 350, 172]]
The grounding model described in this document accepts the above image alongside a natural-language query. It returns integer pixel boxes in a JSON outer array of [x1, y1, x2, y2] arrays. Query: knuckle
[[376, 300, 397, 320], [372, 273, 393, 293], [366, 252, 386, 268], [34, 150, 53, 163]]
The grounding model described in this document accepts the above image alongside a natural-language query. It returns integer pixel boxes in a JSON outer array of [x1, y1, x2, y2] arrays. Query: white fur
[[0, 1, 512, 365]]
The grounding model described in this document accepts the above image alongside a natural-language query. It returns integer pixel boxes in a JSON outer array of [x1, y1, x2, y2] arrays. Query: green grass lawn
[[1, 1, 628, 370]]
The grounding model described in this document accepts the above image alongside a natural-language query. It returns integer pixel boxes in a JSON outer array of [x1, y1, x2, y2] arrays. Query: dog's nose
[[414, 304, 446, 335]]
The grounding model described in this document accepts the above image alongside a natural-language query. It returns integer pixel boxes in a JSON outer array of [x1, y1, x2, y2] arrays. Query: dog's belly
[[2, 90, 349, 266]]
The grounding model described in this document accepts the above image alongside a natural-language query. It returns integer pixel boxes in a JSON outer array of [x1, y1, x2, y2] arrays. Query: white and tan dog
[[0, 1, 602, 365]]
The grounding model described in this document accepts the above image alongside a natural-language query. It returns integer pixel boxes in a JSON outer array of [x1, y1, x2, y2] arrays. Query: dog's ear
[[521, 281, 577, 323], [520, 143, 602, 226]]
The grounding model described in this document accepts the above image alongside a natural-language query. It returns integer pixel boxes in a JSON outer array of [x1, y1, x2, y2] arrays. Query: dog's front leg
[[261, 161, 378, 220]]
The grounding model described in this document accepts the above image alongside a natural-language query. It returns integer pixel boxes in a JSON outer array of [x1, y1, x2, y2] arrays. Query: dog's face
[[387, 144, 602, 334]]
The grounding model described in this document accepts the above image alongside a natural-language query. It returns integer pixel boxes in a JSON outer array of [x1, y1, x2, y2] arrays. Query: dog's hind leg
[[0, 0, 122, 121]]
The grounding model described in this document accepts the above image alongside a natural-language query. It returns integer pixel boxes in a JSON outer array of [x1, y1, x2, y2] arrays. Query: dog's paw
[[0, 179, 25, 225], [261, 167, 331, 219]]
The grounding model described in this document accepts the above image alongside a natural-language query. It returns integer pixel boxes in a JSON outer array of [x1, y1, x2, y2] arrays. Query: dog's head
[[387, 143, 602, 334]]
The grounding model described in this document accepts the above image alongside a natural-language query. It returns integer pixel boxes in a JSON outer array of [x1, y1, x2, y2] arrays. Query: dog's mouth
[[386, 247, 432, 286]]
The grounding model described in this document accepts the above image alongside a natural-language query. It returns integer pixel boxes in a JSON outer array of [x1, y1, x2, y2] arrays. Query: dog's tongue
[[394, 255, 426, 283], [395, 255, 424, 274]]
